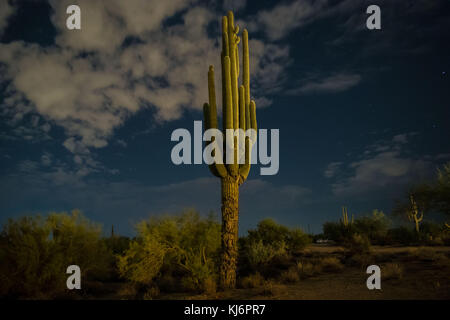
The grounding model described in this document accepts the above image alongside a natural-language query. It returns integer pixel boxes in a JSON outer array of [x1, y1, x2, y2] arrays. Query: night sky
[[0, 0, 449, 236]]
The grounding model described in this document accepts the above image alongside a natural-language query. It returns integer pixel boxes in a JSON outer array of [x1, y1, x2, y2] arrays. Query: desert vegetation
[[1, 205, 449, 299], [1, 165, 449, 299]]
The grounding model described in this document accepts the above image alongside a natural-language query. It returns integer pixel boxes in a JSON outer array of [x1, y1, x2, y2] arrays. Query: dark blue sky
[[0, 0, 449, 235]]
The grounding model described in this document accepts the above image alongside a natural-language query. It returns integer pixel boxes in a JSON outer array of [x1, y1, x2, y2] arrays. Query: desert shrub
[[202, 276, 217, 295], [323, 221, 357, 243], [280, 266, 300, 283], [387, 226, 418, 245], [296, 260, 320, 278], [317, 256, 344, 273], [245, 219, 310, 253], [323, 221, 348, 242], [288, 228, 311, 253], [343, 233, 371, 255], [239, 272, 265, 288], [417, 222, 450, 245], [239, 219, 310, 275], [382, 263, 403, 280], [245, 239, 287, 269], [259, 280, 280, 296], [407, 247, 449, 264], [104, 236, 130, 255], [118, 210, 221, 294], [143, 286, 160, 300], [347, 253, 374, 268], [117, 235, 168, 285], [353, 210, 390, 244], [117, 283, 139, 299], [324, 209, 389, 245], [0, 211, 112, 299]]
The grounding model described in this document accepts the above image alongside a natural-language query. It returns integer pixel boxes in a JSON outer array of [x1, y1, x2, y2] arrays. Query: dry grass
[[347, 253, 374, 268], [202, 276, 217, 295], [143, 286, 160, 300], [317, 257, 344, 273], [382, 263, 403, 280], [239, 272, 265, 289], [259, 280, 281, 296], [408, 247, 448, 262], [296, 260, 319, 278], [280, 266, 300, 283], [117, 283, 138, 299]]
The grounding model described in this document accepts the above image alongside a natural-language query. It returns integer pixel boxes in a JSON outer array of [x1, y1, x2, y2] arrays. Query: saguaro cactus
[[408, 195, 423, 233], [203, 11, 257, 289], [340, 206, 353, 227]]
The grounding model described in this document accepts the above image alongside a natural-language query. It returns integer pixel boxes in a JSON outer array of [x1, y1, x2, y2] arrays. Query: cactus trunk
[[220, 176, 239, 288]]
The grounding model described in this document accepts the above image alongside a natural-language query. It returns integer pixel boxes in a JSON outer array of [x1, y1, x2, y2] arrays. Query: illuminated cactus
[[340, 206, 353, 227], [408, 195, 423, 233], [203, 11, 257, 289]]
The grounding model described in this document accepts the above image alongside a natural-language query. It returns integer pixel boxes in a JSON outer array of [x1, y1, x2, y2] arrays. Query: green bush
[[243, 219, 310, 254], [323, 221, 355, 243], [245, 239, 287, 270], [117, 210, 221, 294], [0, 211, 112, 299], [239, 219, 310, 276], [239, 272, 265, 288], [386, 226, 418, 245], [344, 234, 371, 255], [353, 210, 390, 244], [323, 209, 389, 244]]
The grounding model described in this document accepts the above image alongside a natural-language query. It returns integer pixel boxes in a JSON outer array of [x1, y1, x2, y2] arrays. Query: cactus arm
[[221, 16, 229, 133], [235, 46, 239, 78], [227, 11, 239, 133], [203, 103, 221, 178], [242, 29, 251, 134], [417, 211, 423, 223], [208, 66, 218, 129], [250, 100, 257, 131], [223, 56, 238, 176], [239, 85, 246, 131], [239, 99, 256, 181], [203, 103, 228, 178], [207, 67, 228, 178], [222, 17, 229, 56]]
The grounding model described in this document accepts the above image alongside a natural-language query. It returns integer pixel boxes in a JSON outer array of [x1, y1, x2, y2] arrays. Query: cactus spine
[[408, 195, 423, 233], [203, 11, 257, 289], [340, 206, 353, 227]]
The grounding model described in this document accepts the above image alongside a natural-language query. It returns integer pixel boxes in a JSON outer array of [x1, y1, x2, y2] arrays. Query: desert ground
[[92, 245, 450, 300]]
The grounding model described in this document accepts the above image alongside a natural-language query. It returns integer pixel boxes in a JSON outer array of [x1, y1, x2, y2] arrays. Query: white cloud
[[0, 0, 15, 35], [249, 0, 327, 41], [289, 73, 361, 95], [223, 0, 247, 12], [326, 133, 436, 196], [0, 1, 289, 175], [324, 162, 342, 178]]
